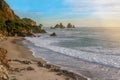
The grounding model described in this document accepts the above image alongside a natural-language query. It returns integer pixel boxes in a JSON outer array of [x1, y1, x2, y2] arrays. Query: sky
[[6, 0, 120, 27]]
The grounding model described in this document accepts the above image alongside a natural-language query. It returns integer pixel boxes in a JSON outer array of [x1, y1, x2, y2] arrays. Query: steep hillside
[[0, 0, 46, 36], [0, 0, 19, 22]]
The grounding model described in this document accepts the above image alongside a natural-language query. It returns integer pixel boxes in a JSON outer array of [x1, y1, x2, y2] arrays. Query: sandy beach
[[0, 37, 87, 80]]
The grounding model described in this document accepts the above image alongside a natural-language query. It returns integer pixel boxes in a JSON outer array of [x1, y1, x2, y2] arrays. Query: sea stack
[[54, 23, 65, 29], [67, 23, 75, 28]]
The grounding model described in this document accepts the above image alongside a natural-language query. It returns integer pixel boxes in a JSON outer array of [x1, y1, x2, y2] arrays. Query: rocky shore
[[9, 58, 87, 80], [0, 37, 88, 80], [0, 48, 9, 80]]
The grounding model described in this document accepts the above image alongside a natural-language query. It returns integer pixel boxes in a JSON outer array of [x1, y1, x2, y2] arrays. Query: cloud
[[64, 0, 120, 18]]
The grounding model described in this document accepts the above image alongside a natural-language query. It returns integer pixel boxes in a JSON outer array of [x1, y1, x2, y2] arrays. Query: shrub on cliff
[[0, 0, 46, 37], [0, 19, 46, 36], [22, 18, 36, 26], [0, 0, 19, 22]]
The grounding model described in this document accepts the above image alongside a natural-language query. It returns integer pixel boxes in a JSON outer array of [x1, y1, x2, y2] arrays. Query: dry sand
[[0, 37, 87, 80]]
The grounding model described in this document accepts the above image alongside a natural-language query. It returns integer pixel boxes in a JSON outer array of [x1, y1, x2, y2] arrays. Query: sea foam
[[26, 36, 120, 68]]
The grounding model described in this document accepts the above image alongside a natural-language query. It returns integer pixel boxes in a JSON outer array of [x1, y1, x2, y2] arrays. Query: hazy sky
[[6, 0, 120, 27]]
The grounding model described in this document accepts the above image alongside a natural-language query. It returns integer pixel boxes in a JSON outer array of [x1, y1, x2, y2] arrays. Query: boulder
[[0, 65, 9, 80], [37, 61, 46, 67], [26, 66, 34, 71], [50, 32, 57, 36], [0, 48, 9, 80], [13, 68, 20, 72], [21, 60, 31, 65], [0, 48, 9, 68]]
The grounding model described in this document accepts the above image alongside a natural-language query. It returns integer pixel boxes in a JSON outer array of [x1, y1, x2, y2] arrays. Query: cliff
[[0, 0, 46, 36], [0, 0, 19, 22]]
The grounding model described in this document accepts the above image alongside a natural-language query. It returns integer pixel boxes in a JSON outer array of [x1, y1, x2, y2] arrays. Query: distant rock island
[[54, 23, 65, 29], [67, 23, 75, 28], [51, 23, 75, 29]]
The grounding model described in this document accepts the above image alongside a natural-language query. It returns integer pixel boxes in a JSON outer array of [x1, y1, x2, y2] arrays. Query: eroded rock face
[[0, 65, 9, 80], [0, 48, 9, 67], [0, 31, 7, 41], [0, 48, 9, 80]]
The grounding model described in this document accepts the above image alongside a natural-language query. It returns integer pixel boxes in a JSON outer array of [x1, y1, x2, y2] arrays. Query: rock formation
[[59, 23, 65, 28], [0, 48, 9, 68], [54, 24, 60, 28], [0, 35, 9, 80], [53, 23, 75, 29], [54, 23, 65, 29], [50, 32, 57, 36], [0, 48, 9, 80], [0, 65, 9, 80], [67, 23, 75, 28], [0, 31, 7, 41]]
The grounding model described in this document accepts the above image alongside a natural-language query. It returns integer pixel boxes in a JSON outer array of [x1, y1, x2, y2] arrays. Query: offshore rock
[[67, 23, 75, 28], [50, 32, 57, 36], [54, 23, 65, 29]]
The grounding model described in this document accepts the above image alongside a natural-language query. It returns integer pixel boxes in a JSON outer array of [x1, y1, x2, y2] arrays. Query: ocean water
[[24, 27, 120, 80]]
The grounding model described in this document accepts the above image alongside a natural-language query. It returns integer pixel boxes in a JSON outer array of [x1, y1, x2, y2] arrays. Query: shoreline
[[20, 37, 89, 80], [0, 37, 88, 80]]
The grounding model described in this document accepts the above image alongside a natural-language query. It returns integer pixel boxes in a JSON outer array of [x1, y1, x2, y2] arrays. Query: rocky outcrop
[[67, 23, 75, 28], [53, 23, 75, 29], [0, 65, 9, 80], [54, 23, 65, 29], [37, 61, 87, 80], [0, 48, 9, 68], [50, 32, 57, 36], [0, 0, 19, 22], [0, 48, 9, 80], [0, 31, 7, 41]]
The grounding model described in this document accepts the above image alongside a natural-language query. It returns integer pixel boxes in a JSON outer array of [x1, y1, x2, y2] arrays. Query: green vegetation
[[0, 19, 46, 37], [0, 0, 19, 22], [0, 0, 46, 37]]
